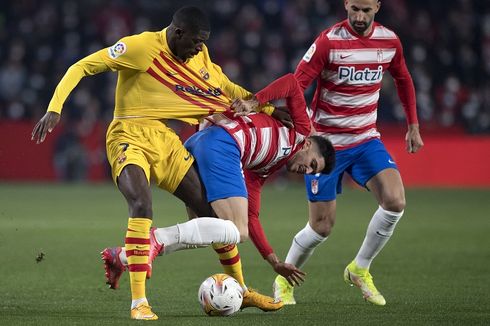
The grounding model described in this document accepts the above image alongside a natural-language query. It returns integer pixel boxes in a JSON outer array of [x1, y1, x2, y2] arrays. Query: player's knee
[[381, 195, 406, 213], [314, 221, 334, 237], [231, 219, 248, 242], [310, 214, 335, 237], [129, 197, 153, 217], [238, 227, 249, 243]]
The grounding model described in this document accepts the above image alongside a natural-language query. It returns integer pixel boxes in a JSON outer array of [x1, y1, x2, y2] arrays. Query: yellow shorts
[[106, 119, 194, 193]]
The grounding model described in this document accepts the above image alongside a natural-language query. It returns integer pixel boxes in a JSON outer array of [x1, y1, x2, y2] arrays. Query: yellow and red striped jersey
[[47, 28, 272, 124]]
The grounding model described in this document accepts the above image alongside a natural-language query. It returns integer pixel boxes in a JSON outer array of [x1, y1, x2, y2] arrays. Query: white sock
[[162, 243, 209, 255], [154, 225, 179, 249], [355, 206, 404, 269], [177, 217, 241, 245], [154, 217, 240, 248], [119, 218, 238, 266], [284, 223, 327, 269], [131, 298, 148, 309]]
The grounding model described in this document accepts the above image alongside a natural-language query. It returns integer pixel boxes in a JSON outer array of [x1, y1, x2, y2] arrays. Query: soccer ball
[[198, 273, 243, 316]]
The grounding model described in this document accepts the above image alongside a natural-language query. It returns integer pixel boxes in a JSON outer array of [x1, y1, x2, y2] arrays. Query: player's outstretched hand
[[272, 262, 306, 286], [405, 123, 424, 153], [31, 111, 60, 144], [271, 106, 294, 129], [231, 97, 259, 117]]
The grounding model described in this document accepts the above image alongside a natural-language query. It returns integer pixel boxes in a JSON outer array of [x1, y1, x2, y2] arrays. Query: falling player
[[32, 6, 284, 320], [102, 73, 336, 297]]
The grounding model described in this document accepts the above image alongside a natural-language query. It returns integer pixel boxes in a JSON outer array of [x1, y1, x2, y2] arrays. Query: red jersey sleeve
[[255, 73, 311, 136], [245, 170, 273, 259], [388, 37, 418, 125], [294, 32, 331, 92]]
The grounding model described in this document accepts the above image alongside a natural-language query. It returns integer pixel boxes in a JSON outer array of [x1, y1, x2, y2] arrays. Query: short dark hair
[[172, 6, 210, 34], [309, 135, 335, 174]]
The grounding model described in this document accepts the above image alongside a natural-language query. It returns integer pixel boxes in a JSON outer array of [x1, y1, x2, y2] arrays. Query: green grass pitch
[[1, 183, 489, 325]]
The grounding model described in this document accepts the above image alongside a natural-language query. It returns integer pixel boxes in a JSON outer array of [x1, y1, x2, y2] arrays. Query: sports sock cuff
[[293, 222, 327, 250], [304, 222, 327, 242], [127, 217, 152, 232], [378, 206, 404, 222]]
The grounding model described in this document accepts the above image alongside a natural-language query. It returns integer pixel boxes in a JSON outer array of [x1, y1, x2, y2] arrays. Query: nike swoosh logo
[[184, 153, 191, 161], [388, 159, 395, 164], [340, 54, 353, 59], [376, 231, 388, 237], [166, 71, 178, 76]]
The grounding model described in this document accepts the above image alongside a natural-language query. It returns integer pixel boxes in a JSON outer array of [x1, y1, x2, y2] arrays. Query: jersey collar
[[342, 19, 376, 39]]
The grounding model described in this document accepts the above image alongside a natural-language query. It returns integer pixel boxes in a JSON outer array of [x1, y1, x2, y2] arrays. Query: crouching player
[[102, 73, 335, 305]]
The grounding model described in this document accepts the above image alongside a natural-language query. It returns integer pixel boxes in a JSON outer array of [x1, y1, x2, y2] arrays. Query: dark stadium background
[[0, 0, 488, 185]]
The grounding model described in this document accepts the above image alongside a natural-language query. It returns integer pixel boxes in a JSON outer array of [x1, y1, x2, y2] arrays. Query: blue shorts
[[304, 138, 398, 201], [184, 126, 247, 203]]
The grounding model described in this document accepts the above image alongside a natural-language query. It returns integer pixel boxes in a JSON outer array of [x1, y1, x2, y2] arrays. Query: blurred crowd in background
[[1, 0, 489, 132], [0, 0, 488, 136]]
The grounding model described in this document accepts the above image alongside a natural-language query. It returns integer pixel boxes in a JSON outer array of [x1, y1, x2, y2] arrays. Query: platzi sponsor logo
[[338, 65, 383, 83], [175, 85, 222, 97]]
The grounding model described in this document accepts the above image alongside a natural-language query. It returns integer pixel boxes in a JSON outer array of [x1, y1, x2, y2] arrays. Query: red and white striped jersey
[[295, 20, 418, 149], [204, 73, 310, 177]]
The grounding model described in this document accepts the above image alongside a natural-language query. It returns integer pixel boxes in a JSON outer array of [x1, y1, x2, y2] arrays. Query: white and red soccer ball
[[198, 273, 243, 316]]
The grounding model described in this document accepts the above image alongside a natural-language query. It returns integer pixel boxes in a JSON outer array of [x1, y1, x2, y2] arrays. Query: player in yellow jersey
[[31, 6, 281, 320]]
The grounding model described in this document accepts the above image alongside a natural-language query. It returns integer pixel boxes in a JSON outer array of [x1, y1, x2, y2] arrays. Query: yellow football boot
[[130, 302, 158, 320], [273, 275, 296, 305], [241, 288, 284, 311], [344, 260, 386, 306]]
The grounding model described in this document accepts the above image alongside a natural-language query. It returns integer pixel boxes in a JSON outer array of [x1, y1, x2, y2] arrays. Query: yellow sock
[[212, 243, 245, 287], [125, 217, 152, 300]]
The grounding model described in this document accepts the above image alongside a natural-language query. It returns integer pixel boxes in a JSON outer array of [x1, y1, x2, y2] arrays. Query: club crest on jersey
[[311, 179, 319, 195], [338, 65, 383, 83], [303, 43, 316, 63], [199, 67, 210, 80], [108, 42, 127, 59]]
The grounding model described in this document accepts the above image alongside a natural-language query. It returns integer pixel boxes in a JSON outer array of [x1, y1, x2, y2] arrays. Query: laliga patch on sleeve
[[302, 43, 316, 62], [108, 42, 127, 59]]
